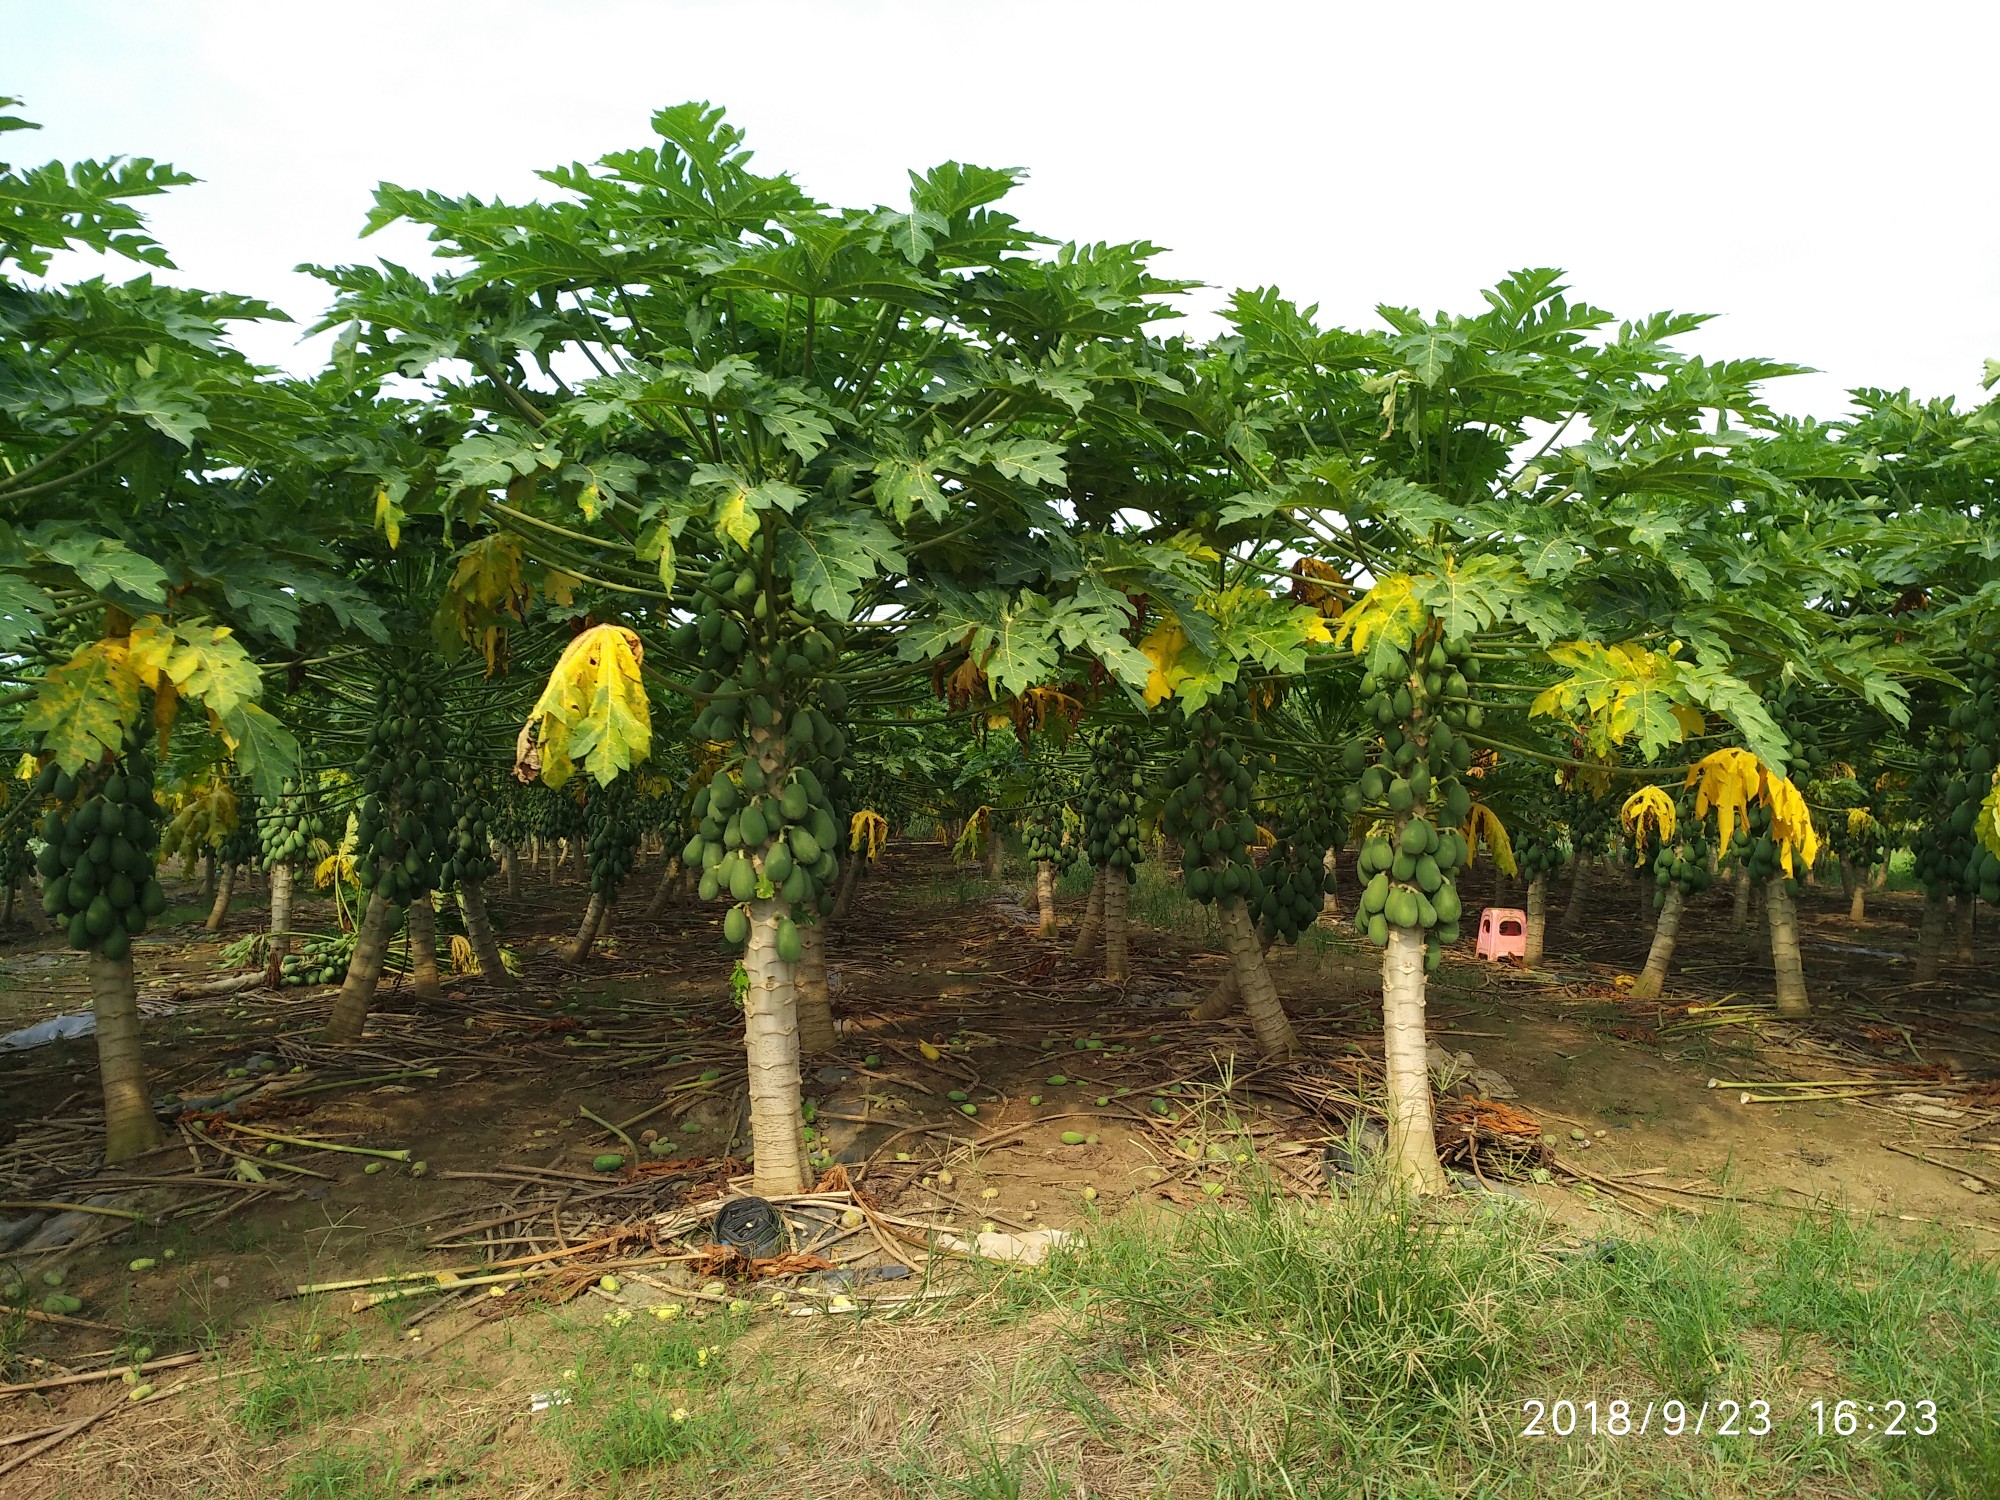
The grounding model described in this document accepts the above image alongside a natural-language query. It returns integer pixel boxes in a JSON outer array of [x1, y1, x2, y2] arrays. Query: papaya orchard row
[[3, 97, 1999, 1199]]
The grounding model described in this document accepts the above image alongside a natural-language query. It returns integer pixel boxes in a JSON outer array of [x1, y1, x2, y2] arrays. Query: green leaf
[[0, 573, 49, 652], [776, 510, 907, 618], [982, 437, 1067, 488], [27, 527, 169, 603], [223, 702, 300, 802]]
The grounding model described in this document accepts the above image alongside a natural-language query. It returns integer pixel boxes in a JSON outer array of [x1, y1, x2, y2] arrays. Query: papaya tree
[[312, 104, 1189, 1193]]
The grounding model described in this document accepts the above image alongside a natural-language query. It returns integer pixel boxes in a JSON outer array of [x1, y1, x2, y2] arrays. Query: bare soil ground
[[2, 845, 1995, 1496]]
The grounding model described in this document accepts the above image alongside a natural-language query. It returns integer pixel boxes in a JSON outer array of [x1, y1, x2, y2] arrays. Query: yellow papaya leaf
[[1138, 618, 1191, 707], [1332, 574, 1422, 659], [951, 806, 993, 864], [714, 490, 759, 552], [13, 753, 35, 780], [449, 934, 479, 975], [1976, 777, 2000, 865], [524, 625, 652, 790], [850, 809, 888, 859], [22, 638, 141, 771], [373, 486, 403, 550], [1685, 748, 1762, 853], [1620, 784, 1676, 851], [1765, 773, 1819, 877], [1461, 802, 1517, 876]]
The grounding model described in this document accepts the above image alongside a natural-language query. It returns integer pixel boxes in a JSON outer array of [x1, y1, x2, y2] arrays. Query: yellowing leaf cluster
[[1620, 784, 1677, 850], [849, 809, 889, 860], [1684, 747, 1820, 875], [523, 625, 652, 790], [1530, 641, 1704, 760], [1333, 574, 1422, 659], [1460, 802, 1517, 876]]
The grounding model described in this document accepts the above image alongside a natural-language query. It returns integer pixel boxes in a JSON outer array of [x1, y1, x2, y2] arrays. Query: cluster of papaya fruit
[[1251, 800, 1340, 944], [1737, 801, 1791, 888], [1081, 726, 1145, 879], [1338, 653, 1479, 822], [583, 775, 638, 895], [1516, 832, 1569, 881], [1161, 687, 1261, 905], [1643, 802, 1714, 908], [1022, 794, 1072, 871], [675, 562, 849, 741], [255, 776, 321, 868], [1352, 815, 1465, 969], [354, 659, 455, 906], [34, 754, 168, 957], [218, 796, 260, 870], [1771, 686, 1832, 780], [441, 776, 498, 890]]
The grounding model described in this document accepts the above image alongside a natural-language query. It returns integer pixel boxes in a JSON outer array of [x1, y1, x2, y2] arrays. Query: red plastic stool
[[1476, 907, 1527, 960]]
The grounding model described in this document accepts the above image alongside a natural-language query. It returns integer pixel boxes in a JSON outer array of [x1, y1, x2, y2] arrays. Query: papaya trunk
[[326, 887, 398, 1043], [502, 844, 518, 899], [1035, 860, 1058, 937], [547, 842, 559, 886], [1381, 924, 1446, 1194], [458, 880, 512, 988], [1102, 869, 1129, 982], [201, 851, 216, 904], [1847, 879, 1866, 925], [644, 856, 682, 920], [1218, 897, 1296, 1058], [1767, 878, 1810, 1017], [1190, 966, 1239, 1022], [568, 889, 609, 963], [264, 863, 294, 986], [2, 877, 12, 925], [205, 862, 235, 931], [985, 820, 1003, 880], [743, 895, 810, 1195], [404, 892, 443, 998], [1954, 895, 1975, 963], [1631, 884, 1684, 1001], [1730, 867, 1752, 932], [1636, 867, 1652, 921], [91, 950, 161, 1162], [1523, 873, 1548, 967], [830, 854, 863, 924], [1071, 867, 1105, 961], [795, 918, 835, 1056], [1916, 889, 1949, 981], [1559, 856, 1590, 934], [1318, 848, 1339, 925]]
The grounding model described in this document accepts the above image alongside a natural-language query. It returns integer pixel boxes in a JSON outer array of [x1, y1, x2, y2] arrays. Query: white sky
[[9, 0, 1998, 421]]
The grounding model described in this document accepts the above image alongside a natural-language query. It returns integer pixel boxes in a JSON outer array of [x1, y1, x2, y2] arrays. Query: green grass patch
[[956, 1188, 2000, 1498], [235, 1308, 384, 1439], [542, 1304, 757, 1482]]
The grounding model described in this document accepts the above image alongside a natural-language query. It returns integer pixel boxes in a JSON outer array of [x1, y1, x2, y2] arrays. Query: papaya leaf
[[22, 638, 141, 769], [776, 510, 906, 618], [526, 624, 651, 789]]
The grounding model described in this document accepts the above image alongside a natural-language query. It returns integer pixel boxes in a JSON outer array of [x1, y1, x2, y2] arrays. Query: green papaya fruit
[[776, 918, 803, 964], [724, 906, 751, 944], [1386, 887, 1420, 928], [729, 860, 757, 902]]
